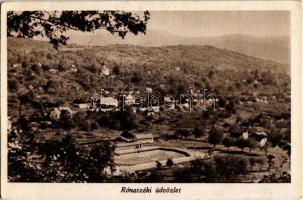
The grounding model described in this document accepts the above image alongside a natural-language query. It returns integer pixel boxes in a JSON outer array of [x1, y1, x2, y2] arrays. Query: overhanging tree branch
[[7, 11, 150, 49]]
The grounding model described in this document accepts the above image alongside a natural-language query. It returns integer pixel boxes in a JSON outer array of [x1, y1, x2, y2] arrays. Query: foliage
[[228, 125, 242, 138], [235, 136, 250, 152], [208, 126, 223, 147], [8, 11, 150, 49], [173, 168, 194, 182], [8, 131, 116, 182], [193, 126, 204, 139], [166, 158, 174, 167], [156, 160, 162, 169], [214, 155, 249, 179], [266, 154, 275, 171], [176, 128, 191, 139], [268, 127, 283, 147], [259, 172, 290, 183], [222, 136, 236, 150]]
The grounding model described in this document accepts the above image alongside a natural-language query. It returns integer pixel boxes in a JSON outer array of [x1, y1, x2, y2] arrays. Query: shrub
[[173, 168, 194, 182], [208, 126, 223, 148], [214, 155, 249, 178], [193, 126, 204, 139], [166, 158, 174, 167], [176, 128, 191, 139], [222, 137, 236, 150], [235, 136, 250, 152]]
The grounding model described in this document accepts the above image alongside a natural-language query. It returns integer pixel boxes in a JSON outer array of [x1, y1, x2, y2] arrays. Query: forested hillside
[[8, 38, 290, 118]]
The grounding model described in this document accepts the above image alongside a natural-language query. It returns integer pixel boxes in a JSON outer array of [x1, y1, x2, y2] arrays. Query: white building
[[125, 94, 136, 105], [74, 103, 89, 109], [100, 97, 118, 107], [50, 108, 61, 121], [70, 64, 78, 72], [13, 63, 22, 68], [146, 87, 153, 93], [101, 65, 110, 76]]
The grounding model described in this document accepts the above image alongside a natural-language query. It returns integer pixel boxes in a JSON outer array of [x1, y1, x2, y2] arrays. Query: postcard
[[1, 1, 302, 200]]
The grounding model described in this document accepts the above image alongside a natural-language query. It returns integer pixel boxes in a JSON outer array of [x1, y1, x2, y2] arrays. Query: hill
[[68, 30, 290, 65], [7, 38, 290, 117]]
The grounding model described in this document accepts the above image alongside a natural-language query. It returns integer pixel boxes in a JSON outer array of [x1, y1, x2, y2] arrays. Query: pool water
[[115, 149, 187, 166]]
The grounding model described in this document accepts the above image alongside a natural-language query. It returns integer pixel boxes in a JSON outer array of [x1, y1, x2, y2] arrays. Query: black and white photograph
[[1, 3, 301, 198]]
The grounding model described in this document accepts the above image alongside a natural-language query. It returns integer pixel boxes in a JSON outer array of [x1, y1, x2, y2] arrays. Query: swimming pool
[[115, 148, 189, 166]]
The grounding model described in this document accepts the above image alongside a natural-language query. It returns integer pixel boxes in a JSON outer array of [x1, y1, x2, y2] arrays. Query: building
[[73, 103, 89, 109], [50, 108, 61, 121], [125, 94, 136, 105], [118, 132, 154, 144], [49, 69, 57, 74], [50, 106, 74, 121], [135, 133, 154, 143], [70, 64, 78, 72], [100, 97, 118, 107], [101, 65, 110, 76], [146, 87, 153, 93], [13, 63, 22, 68]]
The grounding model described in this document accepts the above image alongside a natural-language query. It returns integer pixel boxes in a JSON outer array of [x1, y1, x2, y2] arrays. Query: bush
[[193, 126, 204, 139], [31, 64, 42, 74], [268, 128, 283, 147], [166, 158, 174, 167], [8, 79, 19, 92], [235, 136, 250, 152], [176, 128, 191, 139], [214, 155, 249, 178], [112, 65, 120, 75], [229, 125, 242, 138], [222, 137, 236, 150], [208, 126, 223, 147], [173, 168, 194, 182]]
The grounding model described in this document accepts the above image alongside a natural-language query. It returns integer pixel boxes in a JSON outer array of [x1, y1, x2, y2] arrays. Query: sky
[[147, 11, 290, 37]]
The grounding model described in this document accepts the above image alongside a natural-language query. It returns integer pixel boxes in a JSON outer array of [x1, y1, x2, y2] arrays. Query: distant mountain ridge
[[8, 37, 289, 76], [68, 30, 290, 65]]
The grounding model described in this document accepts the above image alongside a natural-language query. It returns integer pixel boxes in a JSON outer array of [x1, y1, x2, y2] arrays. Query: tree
[[112, 65, 120, 75], [131, 72, 143, 84], [177, 128, 191, 139], [155, 160, 162, 169], [57, 63, 65, 72], [255, 157, 266, 172], [59, 110, 74, 130], [173, 168, 194, 182], [21, 61, 28, 68], [166, 158, 174, 167], [248, 157, 257, 172], [222, 137, 236, 151], [267, 154, 275, 171], [268, 128, 283, 147], [208, 126, 223, 148], [87, 141, 116, 181], [214, 155, 249, 180], [229, 125, 242, 138], [31, 64, 42, 74], [247, 138, 258, 152], [8, 11, 150, 49], [235, 136, 249, 152], [260, 141, 271, 155], [8, 79, 19, 92], [193, 126, 204, 139]]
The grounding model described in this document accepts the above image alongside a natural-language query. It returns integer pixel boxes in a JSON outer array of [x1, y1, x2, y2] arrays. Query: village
[[7, 39, 291, 183]]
